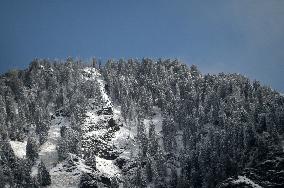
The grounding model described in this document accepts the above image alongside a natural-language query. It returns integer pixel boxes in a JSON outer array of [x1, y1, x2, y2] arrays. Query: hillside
[[0, 58, 283, 187]]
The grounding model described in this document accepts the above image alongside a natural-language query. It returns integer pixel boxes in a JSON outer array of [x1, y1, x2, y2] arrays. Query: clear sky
[[0, 0, 283, 92]]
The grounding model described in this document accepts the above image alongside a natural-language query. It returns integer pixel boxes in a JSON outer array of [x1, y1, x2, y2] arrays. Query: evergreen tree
[[38, 160, 51, 186], [26, 135, 38, 162]]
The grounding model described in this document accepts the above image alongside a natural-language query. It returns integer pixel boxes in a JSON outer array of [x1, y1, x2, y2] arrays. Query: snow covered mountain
[[0, 58, 284, 187]]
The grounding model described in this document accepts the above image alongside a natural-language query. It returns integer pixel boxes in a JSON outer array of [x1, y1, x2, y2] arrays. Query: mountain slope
[[0, 58, 283, 187]]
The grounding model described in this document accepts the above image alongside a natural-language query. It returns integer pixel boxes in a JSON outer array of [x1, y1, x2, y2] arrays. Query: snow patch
[[48, 154, 92, 188], [31, 114, 72, 187], [233, 176, 262, 188], [96, 156, 121, 178], [152, 106, 163, 134], [41, 116, 71, 170], [83, 67, 112, 107], [9, 140, 27, 159], [82, 67, 132, 183]]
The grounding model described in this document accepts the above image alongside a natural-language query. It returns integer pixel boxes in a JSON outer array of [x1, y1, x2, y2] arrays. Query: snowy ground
[[82, 105, 124, 180], [10, 108, 85, 188], [144, 106, 163, 135], [10, 140, 27, 159], [30, 115, 80, 188], [96, 156, 121, 177], [48, 154, 92, 188], [39, 117, 67, 170]]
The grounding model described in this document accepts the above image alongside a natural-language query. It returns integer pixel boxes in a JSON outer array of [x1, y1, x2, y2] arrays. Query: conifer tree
[[26, 135, 38, 162], [38, 161, 51, 186]]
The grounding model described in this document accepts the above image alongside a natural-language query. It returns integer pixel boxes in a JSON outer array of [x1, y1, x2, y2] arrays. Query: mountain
[[0, 58, 283, 188]]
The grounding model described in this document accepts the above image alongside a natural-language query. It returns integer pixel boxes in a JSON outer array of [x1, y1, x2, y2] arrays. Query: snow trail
[[82, 68, 122, 180], [83, 67, 111, 107], [82, 68, 166, 187]]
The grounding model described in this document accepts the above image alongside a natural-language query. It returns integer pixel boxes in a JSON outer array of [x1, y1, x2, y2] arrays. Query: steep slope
[[219, 151, 284, 188], [81, 68, 132, 187], [41, 115, 69, 170], [1, 59, 284, 187], [26, 67, 139, 187], [220, 176, 263, 188], [30, 111, 79, 187], [81, 68, 166, 187]]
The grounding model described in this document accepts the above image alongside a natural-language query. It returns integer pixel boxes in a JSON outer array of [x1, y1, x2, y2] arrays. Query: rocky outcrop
[[219, 151, 284, 188]]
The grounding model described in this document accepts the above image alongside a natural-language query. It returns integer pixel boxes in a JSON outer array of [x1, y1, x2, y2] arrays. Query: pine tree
[[85, 150, 96, 170], [137, 115, 148, 157], [58, 127, 81, 161], [0, 141, 16, 187], [148, 121, 158, 157], [162, 115, 177, 154], [38, 161, 51, 186], [26, 135, 38, 162]]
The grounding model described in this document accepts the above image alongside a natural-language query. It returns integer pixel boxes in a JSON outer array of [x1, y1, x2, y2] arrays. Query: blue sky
[[0, 0, 283, 92]]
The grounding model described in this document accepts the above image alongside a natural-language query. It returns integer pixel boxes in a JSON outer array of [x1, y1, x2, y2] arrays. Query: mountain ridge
[[0, 58, 283, 187]]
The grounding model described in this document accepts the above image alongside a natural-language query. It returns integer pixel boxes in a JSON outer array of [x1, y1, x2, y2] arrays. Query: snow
[[32, 116, 70, 172], [82, 105, 123, 180], [176, 131, 184, 152], [48, 154, 92, 188], [31, 67, 164, 187], [82, 67, 133, 182], [143, 106, 163, 136], [9, 140, 27, 159], [233, 176, 262, 188], [41, 116, 92, 188], [113, 127, 137, 160], [30, 115, 76, 188], [96, 156, 121, 178], [84, 129, 107, 138], [39, 120, 62, 170], [143, 106, 164, 149], [97, 77, 112, 107], [83, 67, 111, 107]]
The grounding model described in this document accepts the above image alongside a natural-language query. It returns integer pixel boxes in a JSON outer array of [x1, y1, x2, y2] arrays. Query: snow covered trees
[[0, 58, 283, 187], [58, 127, 81, 161], [162, 115, 177, 154], [0, 141, 34, 187], [103, 58, 284, 187]]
